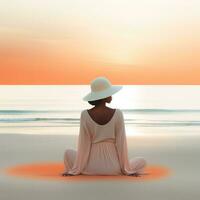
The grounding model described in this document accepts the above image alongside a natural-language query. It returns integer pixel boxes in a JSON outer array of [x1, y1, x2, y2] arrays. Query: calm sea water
[[0, 85, 200, 136]]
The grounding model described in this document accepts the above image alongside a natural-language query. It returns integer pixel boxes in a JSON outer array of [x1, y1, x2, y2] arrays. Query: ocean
[[0, 85, 200, 136]]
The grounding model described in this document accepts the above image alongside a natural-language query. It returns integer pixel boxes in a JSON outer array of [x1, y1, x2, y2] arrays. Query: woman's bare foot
[[128, 172, 141, 177], [61, 172, 74, 176]]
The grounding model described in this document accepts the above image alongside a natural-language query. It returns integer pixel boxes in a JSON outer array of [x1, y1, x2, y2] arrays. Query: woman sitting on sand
[[62, 76, 146, 176]]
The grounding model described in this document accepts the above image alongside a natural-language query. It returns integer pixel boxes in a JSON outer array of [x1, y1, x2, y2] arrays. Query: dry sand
[[0, 134, 199, 200]]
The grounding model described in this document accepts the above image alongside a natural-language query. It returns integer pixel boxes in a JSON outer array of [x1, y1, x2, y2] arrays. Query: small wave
[[1, 108, 200, 115], [0, 118, 200, 127], [0, 110, 68, 115], [123, 109, 200, 113], [0, 118, 78, 123]]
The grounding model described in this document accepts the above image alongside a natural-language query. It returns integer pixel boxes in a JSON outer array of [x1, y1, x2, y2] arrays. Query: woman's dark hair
[[88, 98, 104, 106]]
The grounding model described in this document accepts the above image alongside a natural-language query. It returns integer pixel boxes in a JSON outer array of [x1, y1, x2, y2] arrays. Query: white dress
[[64, 108, 146, 175]]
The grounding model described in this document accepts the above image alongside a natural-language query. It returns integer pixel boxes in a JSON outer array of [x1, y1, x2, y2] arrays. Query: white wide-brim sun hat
[[83, 76, 123, 101]]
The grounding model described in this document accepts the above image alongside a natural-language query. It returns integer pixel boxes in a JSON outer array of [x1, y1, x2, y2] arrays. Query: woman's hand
[[61, 172, 74, 176]]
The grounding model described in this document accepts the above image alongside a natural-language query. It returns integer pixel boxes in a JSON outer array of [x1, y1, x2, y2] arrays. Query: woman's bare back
[[87, 107, 116, 125]]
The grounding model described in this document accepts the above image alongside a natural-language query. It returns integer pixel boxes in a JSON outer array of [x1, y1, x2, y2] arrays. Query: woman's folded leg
[[130, 157, 147, 174]]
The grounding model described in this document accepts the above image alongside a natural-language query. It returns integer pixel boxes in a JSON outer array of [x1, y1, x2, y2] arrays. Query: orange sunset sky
[[0, 0, 200, 84]]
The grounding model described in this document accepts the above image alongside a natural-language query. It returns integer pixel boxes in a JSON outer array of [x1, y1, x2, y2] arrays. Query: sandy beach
[[0, 133, 199, 200]]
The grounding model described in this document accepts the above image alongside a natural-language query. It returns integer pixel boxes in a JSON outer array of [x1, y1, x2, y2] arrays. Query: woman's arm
[[67, 111, 91, 175], [115, 110, 137, 175]]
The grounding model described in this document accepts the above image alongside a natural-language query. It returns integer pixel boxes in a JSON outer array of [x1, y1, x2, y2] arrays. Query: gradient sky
[[0, 0, 200, 84]]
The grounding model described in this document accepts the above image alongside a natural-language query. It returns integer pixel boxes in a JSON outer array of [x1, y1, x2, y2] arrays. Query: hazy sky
[[0, 0, 200, 84]]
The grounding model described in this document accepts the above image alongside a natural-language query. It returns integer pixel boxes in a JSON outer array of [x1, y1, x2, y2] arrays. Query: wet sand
[[0, 134, 200, 200]]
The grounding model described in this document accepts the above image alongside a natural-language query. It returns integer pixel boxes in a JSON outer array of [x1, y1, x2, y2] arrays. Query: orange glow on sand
[[5, 162, 171, 182]]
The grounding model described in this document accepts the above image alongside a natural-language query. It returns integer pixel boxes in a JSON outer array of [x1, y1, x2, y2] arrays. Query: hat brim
[[83, 85, 123, 101]]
